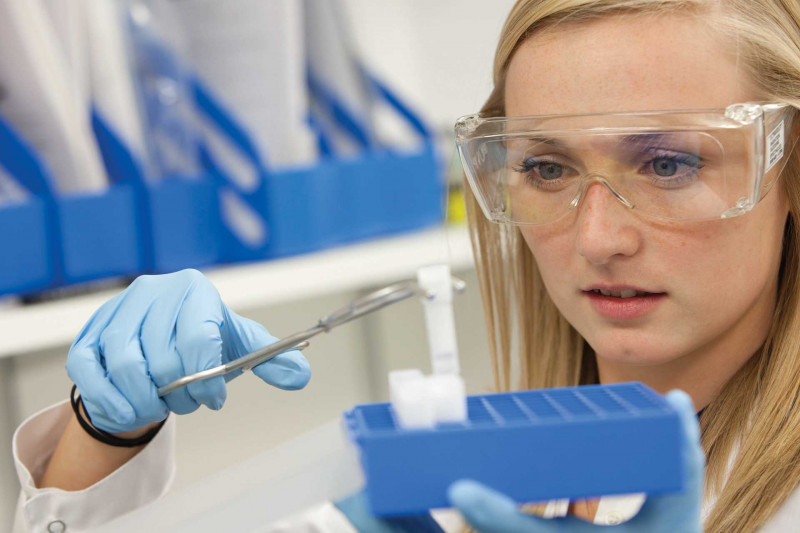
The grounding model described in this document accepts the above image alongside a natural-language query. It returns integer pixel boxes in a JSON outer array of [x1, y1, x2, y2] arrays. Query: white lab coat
[[11, 402, 800, 532]]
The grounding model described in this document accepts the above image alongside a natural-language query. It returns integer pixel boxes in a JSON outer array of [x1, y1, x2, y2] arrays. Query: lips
[[589, 288, 653, 298], [583, 286, 666, 320]]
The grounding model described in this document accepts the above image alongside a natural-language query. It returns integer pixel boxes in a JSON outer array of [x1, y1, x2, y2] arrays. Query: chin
[[593, 349, 675, 367], [585, 332, 680, 367]]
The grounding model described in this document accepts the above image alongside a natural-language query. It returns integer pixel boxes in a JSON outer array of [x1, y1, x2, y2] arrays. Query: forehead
[[505, 13, 754, 117]]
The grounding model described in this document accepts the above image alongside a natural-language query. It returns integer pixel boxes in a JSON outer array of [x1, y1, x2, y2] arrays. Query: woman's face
[[506, 15, 789, 372]]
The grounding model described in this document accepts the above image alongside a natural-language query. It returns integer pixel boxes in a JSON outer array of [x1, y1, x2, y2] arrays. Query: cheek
[[664, 199, 788, 300], [518, 223, 578, 287], [648, 225, 732, 294], [650, 222, 715, 271]]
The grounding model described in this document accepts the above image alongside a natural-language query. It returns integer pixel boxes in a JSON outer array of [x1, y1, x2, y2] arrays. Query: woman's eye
[[537, 162, 564, 180], [652, 158, 679, 177], [513, 158, 570, 181], [640, 152, 703, 186]]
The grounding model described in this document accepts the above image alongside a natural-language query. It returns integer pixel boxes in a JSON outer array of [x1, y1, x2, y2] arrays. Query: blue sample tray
[[343, 382, 684, 516]]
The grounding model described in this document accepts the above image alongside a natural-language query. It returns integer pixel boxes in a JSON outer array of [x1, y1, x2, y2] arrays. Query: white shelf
[[0, 226, 474, 359]]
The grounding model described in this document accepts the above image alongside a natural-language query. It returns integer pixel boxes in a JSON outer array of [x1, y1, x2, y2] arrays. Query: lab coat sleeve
[[11, 400, 176, 533]]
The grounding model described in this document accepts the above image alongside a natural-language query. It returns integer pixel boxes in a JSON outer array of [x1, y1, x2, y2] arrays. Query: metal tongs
[[157, 277, 466, 397]]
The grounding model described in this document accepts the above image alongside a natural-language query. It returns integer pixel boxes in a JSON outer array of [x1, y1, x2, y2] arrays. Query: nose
[[574, 180, 642, 266]]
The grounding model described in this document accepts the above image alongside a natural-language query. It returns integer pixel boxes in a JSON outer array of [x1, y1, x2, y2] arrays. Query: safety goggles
[[455, 103, 796, 225]]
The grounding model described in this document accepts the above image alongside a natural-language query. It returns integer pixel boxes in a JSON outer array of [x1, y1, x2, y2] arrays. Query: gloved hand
[[447, 390, 704, 532], [66, 269, 311, 433]]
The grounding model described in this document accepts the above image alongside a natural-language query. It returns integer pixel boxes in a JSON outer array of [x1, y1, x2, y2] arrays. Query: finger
[[102, 279, 184, 420], [223, 308, 311, 390], [175, 273, 226, 410], [67, 290, 137, 432], [220, 307, 278, 358], [141, 323, 198, 415], [98, 286, 171, 425], [67, 341, 136, 432], [68, 289, 126, 353], [628, 389, 704, 527], [448, 480, 595, 533], [175, 280, 226, 410], [100, 326, 169, 423], [252, 349, 311, 390], [139, 272, 217, 415]]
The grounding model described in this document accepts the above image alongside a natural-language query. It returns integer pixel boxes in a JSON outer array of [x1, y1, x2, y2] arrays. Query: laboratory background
[[0, 0, 517, 529]]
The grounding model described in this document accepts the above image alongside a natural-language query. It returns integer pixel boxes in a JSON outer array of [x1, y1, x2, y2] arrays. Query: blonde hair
[[466, 1, 800, 531]]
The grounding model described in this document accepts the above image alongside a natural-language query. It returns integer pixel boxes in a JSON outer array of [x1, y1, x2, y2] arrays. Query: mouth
[[583, 287, 666, 319], [586, 288, 659, 299]]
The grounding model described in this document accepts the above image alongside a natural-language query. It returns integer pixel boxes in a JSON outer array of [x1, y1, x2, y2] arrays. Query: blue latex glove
[[66, 269, 311, 433], [448, 390, 704, 532]]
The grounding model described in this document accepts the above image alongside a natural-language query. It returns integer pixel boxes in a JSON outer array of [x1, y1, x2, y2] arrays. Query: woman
[[12, 0, 800, 531], [455, 0, 800, 531]]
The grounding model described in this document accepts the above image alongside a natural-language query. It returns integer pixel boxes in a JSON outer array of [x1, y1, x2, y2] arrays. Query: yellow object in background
[[447, 187, 467, 224]]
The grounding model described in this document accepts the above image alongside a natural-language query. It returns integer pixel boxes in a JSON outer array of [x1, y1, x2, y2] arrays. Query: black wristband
[[70, 385, 168, 448]]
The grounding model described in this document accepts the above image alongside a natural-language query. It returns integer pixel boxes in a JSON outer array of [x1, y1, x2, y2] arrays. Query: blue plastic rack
[[343, 382, 684, 516]]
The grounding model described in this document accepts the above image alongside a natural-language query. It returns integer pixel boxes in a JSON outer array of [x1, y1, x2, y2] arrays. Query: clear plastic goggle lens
[[456, 103, 795, 224]]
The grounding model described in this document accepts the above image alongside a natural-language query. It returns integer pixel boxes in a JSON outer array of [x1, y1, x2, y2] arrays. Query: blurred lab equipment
[[84, 0, 149, 167], [0, 0, 108, 193], [126, 0, 202, 179], [0, 0, 445, 301], [305, 0, 378, 157], [173, 0, 316, 168], [0, 169, 28, 206], [95, 419, 365, 532]]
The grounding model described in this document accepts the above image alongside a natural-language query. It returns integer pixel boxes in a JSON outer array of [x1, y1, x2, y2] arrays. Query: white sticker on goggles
[[766, 120, 785, 173]]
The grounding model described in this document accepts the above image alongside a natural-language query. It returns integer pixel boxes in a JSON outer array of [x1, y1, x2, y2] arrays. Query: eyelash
[[512, 151, 704, 189], [512, 157, 571, 190], [640, 150, 704, 187]]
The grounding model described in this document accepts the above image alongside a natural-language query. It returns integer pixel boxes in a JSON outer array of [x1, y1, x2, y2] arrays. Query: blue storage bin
[[261, 163, 336, 258], [0, 197, 53, 296], [93, 110, 220, 277], [192, 68, 446, 265], [328, 145, 443, 245], [192, 79, 269, 264], [0, 55, 448, 296], [57, 183, 144, 284], [0, 115, 57, 296], [376, 145, 443, 235], [215, 183, 271, 264], [344, 382, 684, 516], [146, 176, 222, 273], [363, 75, 444, 237], [329, 153, 387, 243]]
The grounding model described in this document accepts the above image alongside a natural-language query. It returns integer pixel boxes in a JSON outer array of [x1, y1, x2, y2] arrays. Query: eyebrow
[[518, 133, 670, 149], [525, 135, 569, 148], [619, 133, 671, 150], [512, 132, 700, 156]]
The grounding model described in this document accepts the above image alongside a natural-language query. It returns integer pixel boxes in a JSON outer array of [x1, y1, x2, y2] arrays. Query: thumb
[[628, 389, 704, 530], [448, 480, 595, 533], [221, 307, 311, 390]]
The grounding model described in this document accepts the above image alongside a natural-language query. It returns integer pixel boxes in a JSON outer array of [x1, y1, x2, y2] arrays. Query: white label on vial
[[766, 120, 785, 173]]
